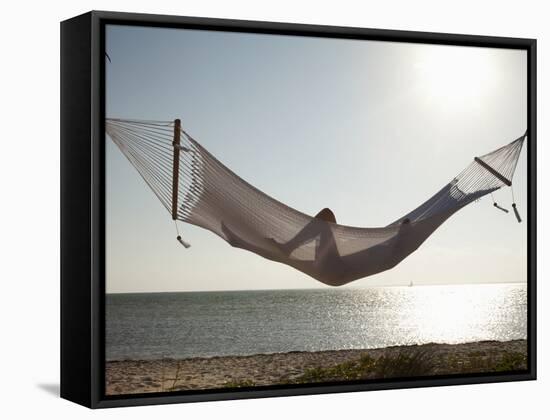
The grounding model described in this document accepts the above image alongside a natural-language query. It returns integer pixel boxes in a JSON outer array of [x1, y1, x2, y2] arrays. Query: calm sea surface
[[106, 283, 527, 361]]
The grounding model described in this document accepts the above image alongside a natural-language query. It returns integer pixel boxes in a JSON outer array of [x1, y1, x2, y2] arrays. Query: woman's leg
[[273, 208, 337, 255]]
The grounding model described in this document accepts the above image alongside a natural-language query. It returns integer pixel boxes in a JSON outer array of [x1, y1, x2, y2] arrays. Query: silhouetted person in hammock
[[221, 208, 413, 280], [271, 208, 338, 258], [272, 208, 412, 260], [220, 211, 415, 285]]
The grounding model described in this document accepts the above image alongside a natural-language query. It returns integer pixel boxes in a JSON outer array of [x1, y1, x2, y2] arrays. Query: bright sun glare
[[414, 45, 498, 113]]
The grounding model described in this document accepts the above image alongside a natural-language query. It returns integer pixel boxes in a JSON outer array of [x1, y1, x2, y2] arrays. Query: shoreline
[[106, 339, 527, 395], [106, 282, 527, 295]]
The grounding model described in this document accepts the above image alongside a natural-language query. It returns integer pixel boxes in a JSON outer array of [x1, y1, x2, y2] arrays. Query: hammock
[[106, 118, 526, 286]]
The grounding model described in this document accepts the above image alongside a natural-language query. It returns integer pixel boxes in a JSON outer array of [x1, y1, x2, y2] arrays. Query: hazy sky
[[105, 25, 527, 293]]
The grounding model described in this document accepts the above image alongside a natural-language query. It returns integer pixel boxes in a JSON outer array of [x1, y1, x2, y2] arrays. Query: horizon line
[[106, 280, 527, 295]]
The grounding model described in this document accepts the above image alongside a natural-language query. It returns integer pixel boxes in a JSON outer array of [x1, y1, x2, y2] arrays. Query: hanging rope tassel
[[177, 235, 191, 248], [510, 186, 522, 223], [174, 221, 191, 248], [512, 204, 522, 223], [493, 203, 509, 213], [490, 192, 508, 213]]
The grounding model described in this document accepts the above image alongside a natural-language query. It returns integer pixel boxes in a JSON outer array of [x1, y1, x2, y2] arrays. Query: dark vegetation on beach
[[287, 349, 527, 385], [221, 348, 527, 388], [106, 340, 527, 395]]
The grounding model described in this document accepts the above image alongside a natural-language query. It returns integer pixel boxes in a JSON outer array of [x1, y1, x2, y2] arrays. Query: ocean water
[[106, 283, 527, 361]]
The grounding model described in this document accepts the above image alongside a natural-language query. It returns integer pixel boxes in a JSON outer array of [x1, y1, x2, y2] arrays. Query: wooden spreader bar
[[474, 157, 512, 187], [171, 119, 181, 220]]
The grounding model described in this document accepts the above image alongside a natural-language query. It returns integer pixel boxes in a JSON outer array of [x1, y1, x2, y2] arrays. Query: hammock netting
[[106, 118, 526, 286]]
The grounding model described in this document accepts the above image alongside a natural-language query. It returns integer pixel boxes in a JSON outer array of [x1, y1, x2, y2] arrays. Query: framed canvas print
[[60, 11, 536, 408]]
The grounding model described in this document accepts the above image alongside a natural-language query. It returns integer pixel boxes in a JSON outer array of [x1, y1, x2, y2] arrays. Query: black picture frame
[[60, 10, 537, 409]]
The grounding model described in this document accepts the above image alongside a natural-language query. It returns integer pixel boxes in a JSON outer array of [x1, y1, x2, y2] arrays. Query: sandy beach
[[106, 339, 527, 395]]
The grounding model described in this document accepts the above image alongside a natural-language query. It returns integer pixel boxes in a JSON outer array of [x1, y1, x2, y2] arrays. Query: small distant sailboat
[[408, 280, 414, 287]]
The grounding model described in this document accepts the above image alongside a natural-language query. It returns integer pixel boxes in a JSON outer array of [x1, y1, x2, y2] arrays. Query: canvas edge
[[59, 10, 537, 409], [60, 11, 94, 408]]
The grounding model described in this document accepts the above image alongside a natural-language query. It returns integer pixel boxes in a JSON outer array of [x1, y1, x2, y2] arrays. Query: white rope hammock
[[106, 118, 526, 286]]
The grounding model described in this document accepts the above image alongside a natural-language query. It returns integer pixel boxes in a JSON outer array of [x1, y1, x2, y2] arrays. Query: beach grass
[[289, 350, 432, 384], [105, 340, 527, 395], [288, 348, 527, 385]]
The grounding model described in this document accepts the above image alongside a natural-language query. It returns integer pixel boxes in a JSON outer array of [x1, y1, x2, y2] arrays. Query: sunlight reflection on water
[[106, 283, 527, 360], [384, 284, 526, 345]]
